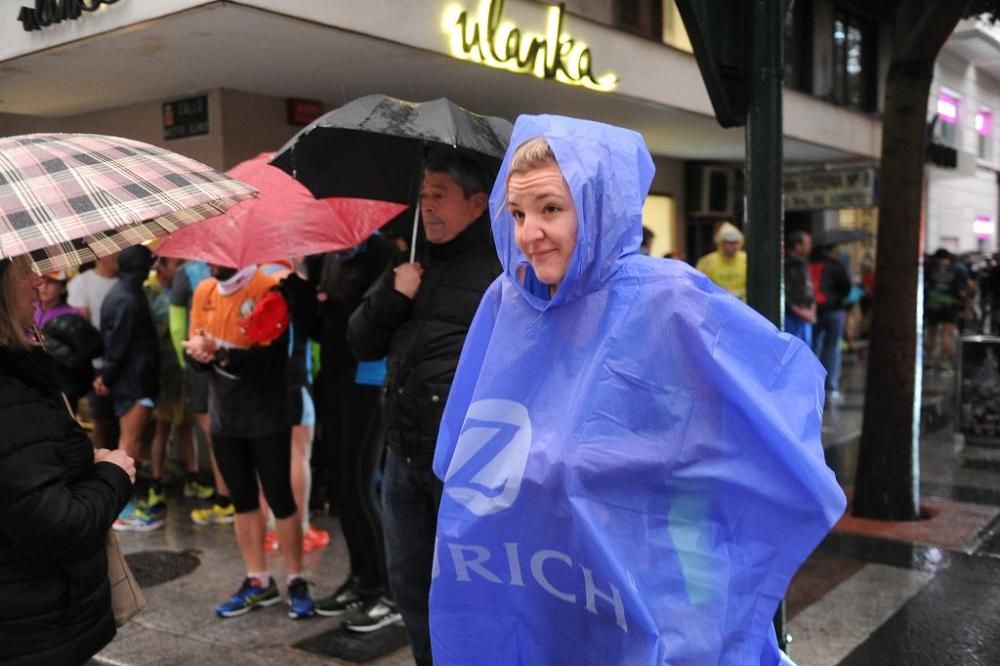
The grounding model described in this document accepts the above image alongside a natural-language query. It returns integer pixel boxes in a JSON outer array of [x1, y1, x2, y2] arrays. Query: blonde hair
[[507, 136, 558, 183], [0, 255, 35, 349]]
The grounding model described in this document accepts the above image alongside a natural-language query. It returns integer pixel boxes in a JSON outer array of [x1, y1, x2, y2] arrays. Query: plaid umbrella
[[0, 133, 257, 273]]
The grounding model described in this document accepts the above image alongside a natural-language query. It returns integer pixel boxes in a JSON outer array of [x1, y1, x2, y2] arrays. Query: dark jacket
[[0, 347, 133, 665], [785, 254, 815, 310], [43, 312, 102, 402], [814, 256, 852, 313], [99, 246, 159, 407], [347, 217, 501, 466]]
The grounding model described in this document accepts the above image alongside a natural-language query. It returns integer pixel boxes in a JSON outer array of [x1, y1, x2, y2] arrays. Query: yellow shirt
[[696, 250, 747, 301]]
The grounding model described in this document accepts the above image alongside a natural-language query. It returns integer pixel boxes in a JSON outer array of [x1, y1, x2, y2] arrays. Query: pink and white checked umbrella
[[0, 133, 257, 273]]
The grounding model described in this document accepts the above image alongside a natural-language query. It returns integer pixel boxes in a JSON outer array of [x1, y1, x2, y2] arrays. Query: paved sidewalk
[[93, 349, 1000, 665]]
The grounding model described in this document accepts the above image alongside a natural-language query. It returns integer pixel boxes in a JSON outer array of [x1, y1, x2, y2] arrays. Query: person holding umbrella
[[0, 132, 253, 665], [345, 147, 501, 660]]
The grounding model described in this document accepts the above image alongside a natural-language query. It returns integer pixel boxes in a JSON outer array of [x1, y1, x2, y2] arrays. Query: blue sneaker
[[113, 503, 165, 532], [215, 577, 281, 618], [287, 577, 315, 619]]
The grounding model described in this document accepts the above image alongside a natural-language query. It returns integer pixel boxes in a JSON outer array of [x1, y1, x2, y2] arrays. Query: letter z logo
[[444, 399, 532, 516]]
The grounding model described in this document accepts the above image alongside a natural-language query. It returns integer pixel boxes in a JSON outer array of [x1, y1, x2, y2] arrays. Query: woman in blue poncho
[[429, 115, 846, 665]]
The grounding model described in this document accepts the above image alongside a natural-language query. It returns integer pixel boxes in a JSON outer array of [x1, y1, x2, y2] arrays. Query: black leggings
[[212, 430, 296, 519]]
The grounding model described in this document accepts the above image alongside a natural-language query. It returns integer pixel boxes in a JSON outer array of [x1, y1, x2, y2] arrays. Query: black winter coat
[[347, 217, 501, 466], [0, 347, 133, 665], [98, 249, 159, 407]]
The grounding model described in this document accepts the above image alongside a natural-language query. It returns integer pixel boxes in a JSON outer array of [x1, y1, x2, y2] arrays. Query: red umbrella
[[156, 153, 406, 267]]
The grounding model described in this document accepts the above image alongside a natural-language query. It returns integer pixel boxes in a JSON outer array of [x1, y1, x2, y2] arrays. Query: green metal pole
[[746, 0, 788, 651], [745, 0, 784, 325]]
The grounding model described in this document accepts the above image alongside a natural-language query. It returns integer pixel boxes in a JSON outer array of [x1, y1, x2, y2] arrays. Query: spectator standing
[[68, 253, 119, 448], [184, 264, 314, 619], [94, 245, 159, 530], [169, 260, 235, 522], [346, 149, 501, 663], [809, 245, 852, 405], [33, 271, 102, 410], [785, 231, 816, 345], [925, 248, 966, 373], [696, 221, 748, 301], [0, 255, 136, 665], [291, 236, 399, 625]]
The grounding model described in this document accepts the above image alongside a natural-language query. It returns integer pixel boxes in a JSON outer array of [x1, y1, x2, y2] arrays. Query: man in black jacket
[[346, 149, 501, 664], [94, 245, 160, 529]]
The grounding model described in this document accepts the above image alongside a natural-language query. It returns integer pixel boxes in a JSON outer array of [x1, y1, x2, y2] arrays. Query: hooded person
[[695, 221, 747, 301], [429, 115, 846, 665]]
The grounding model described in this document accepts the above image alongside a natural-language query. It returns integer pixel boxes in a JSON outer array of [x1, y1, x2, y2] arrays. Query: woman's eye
[[543, 205, 561, 214]]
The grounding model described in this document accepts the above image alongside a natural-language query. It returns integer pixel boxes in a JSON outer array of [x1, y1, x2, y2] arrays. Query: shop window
[[615, 0, 663, 41], [977, 108, 993, 161], [661, 0, 692, 53], [642, 194, 676, 258], [833, 10, 877, 112], [936, 92, 960, 147], [784, 0, 812, 93]]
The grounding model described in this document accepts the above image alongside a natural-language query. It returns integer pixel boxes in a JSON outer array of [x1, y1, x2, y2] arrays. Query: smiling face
[[420, 171, 487, 245], [508, 164, 579, 292]]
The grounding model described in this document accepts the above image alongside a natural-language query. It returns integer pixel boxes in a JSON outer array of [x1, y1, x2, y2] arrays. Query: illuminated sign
[[974, 214, 993, 238], [443, 0, 617, 92], [17, 0, 121, 32]]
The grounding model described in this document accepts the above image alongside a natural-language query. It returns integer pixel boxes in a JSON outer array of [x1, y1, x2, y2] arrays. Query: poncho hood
[[490, 115, 654, 309]]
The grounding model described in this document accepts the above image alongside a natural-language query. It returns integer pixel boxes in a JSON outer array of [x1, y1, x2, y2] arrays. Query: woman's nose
[[521, 215, 544, 241]]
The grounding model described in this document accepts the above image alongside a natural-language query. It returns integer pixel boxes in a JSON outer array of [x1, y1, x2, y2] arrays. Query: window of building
[[642, 194, 676, 258], [977, 108, 993, 161], [833, 10, 877, 112], [784, 0, 812, 93], [661, 0, 692, 53], [936, 91, 960, 147], [615, 0, 663, 41]]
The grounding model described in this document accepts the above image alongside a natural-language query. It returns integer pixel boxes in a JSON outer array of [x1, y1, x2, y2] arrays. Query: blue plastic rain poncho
[[430, 115, 846, 665]]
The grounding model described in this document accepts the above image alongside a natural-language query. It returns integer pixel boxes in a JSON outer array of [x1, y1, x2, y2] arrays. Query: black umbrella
[[270, 94, 514, 259], [812, 227, 872, 247]]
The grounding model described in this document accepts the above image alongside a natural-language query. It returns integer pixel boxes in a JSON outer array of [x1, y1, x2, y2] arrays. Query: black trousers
[[326, 381, 387, 594]]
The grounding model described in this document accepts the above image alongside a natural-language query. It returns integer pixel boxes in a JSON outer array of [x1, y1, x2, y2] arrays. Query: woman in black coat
[[0, 255, 136, 666]]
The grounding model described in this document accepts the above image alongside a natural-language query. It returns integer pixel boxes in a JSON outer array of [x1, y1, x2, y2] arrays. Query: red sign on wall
[[287, 99, 324, 126]]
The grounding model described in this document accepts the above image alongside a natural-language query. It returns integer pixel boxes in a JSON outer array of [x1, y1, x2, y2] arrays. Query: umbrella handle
[[409, 201, 420, 262]]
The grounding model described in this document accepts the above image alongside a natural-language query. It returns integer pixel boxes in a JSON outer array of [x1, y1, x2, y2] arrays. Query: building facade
[[0, 0, 883, 261], [927, 17, 1000, 255]]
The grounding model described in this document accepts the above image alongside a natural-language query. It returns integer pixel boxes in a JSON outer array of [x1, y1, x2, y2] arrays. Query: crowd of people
[[1, 117, 848, 665]]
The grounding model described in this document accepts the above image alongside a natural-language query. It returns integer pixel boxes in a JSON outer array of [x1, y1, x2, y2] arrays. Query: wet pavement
[[91, 348, 1000, 665]]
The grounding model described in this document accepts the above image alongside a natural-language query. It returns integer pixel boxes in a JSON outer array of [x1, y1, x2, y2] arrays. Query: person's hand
[[92, 376, 109, 397], [183, 332, 217, 363], [790, 303, 818, 324], [393, 262, 424, 300], [94, 448, 136, 484]]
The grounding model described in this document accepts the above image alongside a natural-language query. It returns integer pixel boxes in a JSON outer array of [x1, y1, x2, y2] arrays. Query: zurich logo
[[443, 399, 532, 516]]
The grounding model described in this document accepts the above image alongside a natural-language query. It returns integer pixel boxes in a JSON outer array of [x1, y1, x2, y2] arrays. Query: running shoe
[[315, 578, 368, 617], [263, 531, 279, 552], [303, 525, 331, 551], [184, 479, 215, 499], [190, 503, 236, 526], [342, 596, 402, 633], [287, 577, 315, 619], [113, 503, 165, 531], [146, 485, 168, 509], [215, 577, 281, 618]]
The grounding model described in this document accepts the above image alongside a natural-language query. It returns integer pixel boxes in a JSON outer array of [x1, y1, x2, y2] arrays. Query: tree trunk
[[852, 0, 972, 520], [852, 58, 932, 520]]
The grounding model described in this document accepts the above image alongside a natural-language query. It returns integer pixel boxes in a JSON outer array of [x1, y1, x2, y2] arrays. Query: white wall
[[927, 49, 1000, 252]]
